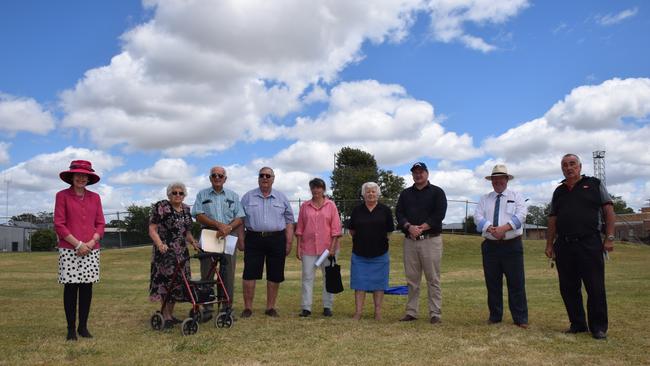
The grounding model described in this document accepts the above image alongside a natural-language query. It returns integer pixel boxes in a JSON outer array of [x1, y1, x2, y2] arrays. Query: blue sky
[[1, 0, 649, 222]]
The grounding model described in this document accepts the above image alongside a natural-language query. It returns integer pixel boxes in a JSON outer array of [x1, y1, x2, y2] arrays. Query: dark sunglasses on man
[[210, 173, 225, 179], [170, 191, 185, 196], [258, 173, 273, 179]]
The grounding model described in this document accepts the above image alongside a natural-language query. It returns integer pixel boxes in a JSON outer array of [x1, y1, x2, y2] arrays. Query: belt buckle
[[417, 235, 425, 241]]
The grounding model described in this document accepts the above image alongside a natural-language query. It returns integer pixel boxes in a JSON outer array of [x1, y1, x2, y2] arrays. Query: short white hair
[[166, 182, 187, 197], [361, 182, 381, 198]]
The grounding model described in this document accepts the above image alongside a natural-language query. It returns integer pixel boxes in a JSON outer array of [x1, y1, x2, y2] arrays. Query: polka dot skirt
[[58, 248, 101, 284]]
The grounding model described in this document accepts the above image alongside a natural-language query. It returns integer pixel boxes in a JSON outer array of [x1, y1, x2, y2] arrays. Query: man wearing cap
[[192, 166, 245, 319], [545, 154, 615, 340], [396, 162, 447, 324], [239, 167, 295, 318], [474, 164, 528, 328]]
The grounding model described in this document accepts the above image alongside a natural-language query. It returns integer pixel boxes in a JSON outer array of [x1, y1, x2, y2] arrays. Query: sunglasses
[[210, 173, 225, 179], [170, 191, 185, 196], [258, 173, 274, 179]]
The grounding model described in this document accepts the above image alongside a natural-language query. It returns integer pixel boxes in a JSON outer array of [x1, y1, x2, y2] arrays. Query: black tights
[[64, 283, 93, 331]]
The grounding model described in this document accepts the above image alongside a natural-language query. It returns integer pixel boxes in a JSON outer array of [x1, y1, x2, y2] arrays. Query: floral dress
[[149, 200, 193, 302]]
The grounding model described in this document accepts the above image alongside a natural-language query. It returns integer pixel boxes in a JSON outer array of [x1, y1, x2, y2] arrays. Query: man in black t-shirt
[[545, 154, 615, 340]]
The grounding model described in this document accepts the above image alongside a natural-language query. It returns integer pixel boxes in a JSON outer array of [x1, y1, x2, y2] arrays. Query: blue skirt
[[350, 252, 389, 291]]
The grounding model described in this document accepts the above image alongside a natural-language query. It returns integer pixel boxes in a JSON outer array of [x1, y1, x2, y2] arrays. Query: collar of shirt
[[307, 198, 332, 210], [253, 188, 276, 199]]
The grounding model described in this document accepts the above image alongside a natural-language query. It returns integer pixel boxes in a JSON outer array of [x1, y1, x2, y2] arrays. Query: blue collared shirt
[[191, 187, 244, 225], [241, 188, 294, 232], [474, 188, 527, 240]]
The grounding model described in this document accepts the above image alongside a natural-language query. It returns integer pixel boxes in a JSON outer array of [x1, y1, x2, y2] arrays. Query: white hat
[[485, 164, 514, 180]]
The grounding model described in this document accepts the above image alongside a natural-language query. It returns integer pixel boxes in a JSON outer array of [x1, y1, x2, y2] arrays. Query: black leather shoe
[[241, 309, 253, 318], [323, 308, 333, 317], [564, 325, 588, 334], [77, 328, 93, 338], [399, 314, 417, 322], [66, 330, 77, 341], [299, 309, 311, 317], [592, 331, 607, 340], [264, 308, 279, 317], [487, 319, 502, 325]]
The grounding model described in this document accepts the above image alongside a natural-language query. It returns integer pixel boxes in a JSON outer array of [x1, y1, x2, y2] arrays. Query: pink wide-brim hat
[[59, 160, 100, 185]]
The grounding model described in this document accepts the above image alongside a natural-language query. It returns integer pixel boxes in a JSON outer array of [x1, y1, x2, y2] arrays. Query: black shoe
[[77, 328, 93, 338], [487, 319, 502, 325], [163, 320, 175, 329], [592, 331, 607, 340], [323, 308, 333, 317], [564, 325, 588, 334], [299, 309, 311, 317], [430, 317, 442, 325], [66, 330, 77, 341], [399, 314, 417, 322], [264, 308, 279, 317], [170, 316, 183, 325], [241, 309, 253, 318]]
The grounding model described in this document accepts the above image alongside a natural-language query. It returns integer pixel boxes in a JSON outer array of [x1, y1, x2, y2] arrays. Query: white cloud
[[111, 158, 197, 185], [272, 80, 480, 172], [0, 142, 9, 165], [60, 0, 421, 156], [0, 93, 56, 135], [0, 146, 123, 192], [425, 0, 529, 52], [596, 7, 638, 26], [481, 77, 650, 209]]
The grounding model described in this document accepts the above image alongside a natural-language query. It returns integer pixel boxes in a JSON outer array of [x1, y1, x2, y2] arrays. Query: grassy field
[[1, 234, 649, 366]]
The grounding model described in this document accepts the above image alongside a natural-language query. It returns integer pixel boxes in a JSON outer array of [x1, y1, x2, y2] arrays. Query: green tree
[[378, 169, 405, 203], [124, 204, 153, 243], [10, 211, 53, 225], [463, 215, 477, 234], [30, 229, 57, 251], [331, 147, 379, 217], [610, 194, 634, 214], [526, 204, 550, 227]]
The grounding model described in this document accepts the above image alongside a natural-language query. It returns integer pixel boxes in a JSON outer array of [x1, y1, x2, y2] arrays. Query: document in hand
[[200, 229, 225, 253]]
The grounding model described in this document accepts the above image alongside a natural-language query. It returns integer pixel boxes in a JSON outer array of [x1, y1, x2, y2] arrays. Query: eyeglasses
[[210, 173, 225, 179], [258, 173, 274, 179], [170, 191, 185, 196]]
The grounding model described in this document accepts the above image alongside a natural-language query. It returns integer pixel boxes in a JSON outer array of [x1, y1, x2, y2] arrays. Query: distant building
[[523, 223, 547, 240], [0, 224, 36, 252], [614, 207, 650, 242]]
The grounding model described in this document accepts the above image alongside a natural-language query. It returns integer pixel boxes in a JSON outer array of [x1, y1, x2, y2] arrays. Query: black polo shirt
[[549, 175, 612, 236], [348, 203, 394, 257], [395, 182, 447, 235]]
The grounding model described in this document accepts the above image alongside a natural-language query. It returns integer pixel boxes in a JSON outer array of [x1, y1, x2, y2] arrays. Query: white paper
[[199, 229, 225, 253], [314, 249, 330, 267], [224, 235, 238, 255]]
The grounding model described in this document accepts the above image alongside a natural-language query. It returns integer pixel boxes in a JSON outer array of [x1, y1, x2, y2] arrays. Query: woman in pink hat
[[54, 160, 105, 341]]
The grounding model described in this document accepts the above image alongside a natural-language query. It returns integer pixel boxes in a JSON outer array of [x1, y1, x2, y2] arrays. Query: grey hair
[[562, 153, 582, 165], [360, 182, 381, 198], [166, 182, 188, 197]]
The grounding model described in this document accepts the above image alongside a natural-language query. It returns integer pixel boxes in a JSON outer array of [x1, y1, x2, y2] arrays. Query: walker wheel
[[189, 308, 203, 323], [150, 313, 164, 331], [181, 318, 199, 336], [215, 312, 234, 328]]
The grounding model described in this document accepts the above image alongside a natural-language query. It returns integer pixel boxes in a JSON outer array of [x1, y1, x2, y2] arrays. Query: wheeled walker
[[150, 251, 234, 335]]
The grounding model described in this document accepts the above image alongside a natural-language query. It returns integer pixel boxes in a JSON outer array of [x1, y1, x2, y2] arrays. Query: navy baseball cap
[[410, 162, 428, 172]]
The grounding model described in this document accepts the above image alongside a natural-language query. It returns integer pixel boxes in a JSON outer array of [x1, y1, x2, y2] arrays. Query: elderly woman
[[295, 178, 342, 317], [348, 182, 394, 320], [54, 160, 105, 341], [148, 182, 198, 329]]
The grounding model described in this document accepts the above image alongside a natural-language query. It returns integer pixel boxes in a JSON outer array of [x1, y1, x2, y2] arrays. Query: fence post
[[464, 200, 468, 234], [117, 211, 123, 248]]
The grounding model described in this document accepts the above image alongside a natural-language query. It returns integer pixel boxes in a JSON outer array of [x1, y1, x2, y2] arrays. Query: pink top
[[54, 187, 105, 250], [295, 198, 342, 256]]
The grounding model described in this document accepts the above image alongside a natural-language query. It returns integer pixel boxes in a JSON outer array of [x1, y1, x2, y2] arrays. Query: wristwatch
[[606, 235, 615, 241]]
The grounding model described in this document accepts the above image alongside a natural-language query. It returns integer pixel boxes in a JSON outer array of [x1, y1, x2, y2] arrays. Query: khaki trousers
[[403, 235, 443, 319]]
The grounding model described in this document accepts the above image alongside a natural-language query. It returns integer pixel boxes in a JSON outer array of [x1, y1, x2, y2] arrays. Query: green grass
[[1, 235, 649, 365]]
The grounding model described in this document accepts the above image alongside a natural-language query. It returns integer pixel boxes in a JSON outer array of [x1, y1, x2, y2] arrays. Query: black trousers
[[63, 283, 93, 331], [200, 253, 235, 309], [554, 234, 608, 333], [481, 237, 528, 324]]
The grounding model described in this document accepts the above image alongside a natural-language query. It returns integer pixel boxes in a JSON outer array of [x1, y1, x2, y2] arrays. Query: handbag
[[325, 256, 344, 294]]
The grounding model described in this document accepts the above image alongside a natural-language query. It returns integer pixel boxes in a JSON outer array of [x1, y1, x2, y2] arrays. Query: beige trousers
[[403, 235, 443, 319]]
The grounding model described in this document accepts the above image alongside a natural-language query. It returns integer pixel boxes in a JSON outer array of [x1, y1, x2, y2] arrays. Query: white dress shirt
[[474, 188, 527, 240]]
